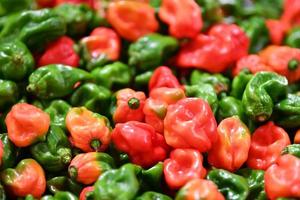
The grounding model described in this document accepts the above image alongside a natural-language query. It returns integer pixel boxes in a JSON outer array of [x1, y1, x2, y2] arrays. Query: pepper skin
[[285, 27, 300, 48], [0, 80, 19, 112], [230, 69, 253, 99], [0, 134, 18, 170], [217, 96, 247, 123], [136, 192, 172, 200], [5, 103, 50, 147], [295, 130, 300, 143], [79, 186, 94, 200], [247, 121, 291, 170], [47, 176, 83, 196], [140, 162, 163, 191], [1, 159, 46, 198], [41, 191, 78, 200], [134, 71, 153, 90], [148, 66, 181, 91], [282, 144, 300, 158]]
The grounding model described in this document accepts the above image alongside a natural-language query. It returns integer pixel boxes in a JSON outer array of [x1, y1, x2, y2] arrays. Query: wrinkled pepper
[[79, 186, 94, 200], [282, 144, 300, 158], [230, 69, 253, 99], [140, 162, 163, 191], [217, 96, 247, 123], [0, 133, 18, 170], [233, 55, 272, 76], [41, 191, 78, 200], [136, 192, 172, 200], [148, 66, 181, 91], [47, 176, 83, 196], [0, 80, 19, 112], [285, 27, 300, 48]]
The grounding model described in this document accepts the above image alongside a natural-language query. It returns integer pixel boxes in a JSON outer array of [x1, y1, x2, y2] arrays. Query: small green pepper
[[41, 191, 78, 200], [135, 192, 172, 200], [285, 27, 300, 48], [140, 162, 163, 192], [134, 71, 153, 90], [217, 96, 246, 123], [0, 0, 33, 16], [0, 133, 18, 170], [230, 70, 253, 100], [282, 144, 300, 158], [0, 79, 19, 112], [47, 176, 83, 196]]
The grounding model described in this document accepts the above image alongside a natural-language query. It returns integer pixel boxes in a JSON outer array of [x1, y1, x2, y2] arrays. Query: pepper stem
[[128, 97, 140, 109], [288, 59, 299, 71], [69, 166, 77, 180], [58, 148, 72, 165], [90, 139, 101, 151]]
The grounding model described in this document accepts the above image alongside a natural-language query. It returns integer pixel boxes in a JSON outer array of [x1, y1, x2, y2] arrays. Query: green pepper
[[285, 27, 300, 48], [135, 192, 172, 200], [0, 9, 66, 50], [149, 0, 162, 11], [0, 0, 34, 16], [47, 176, 83, 196], [91, 62, 132, 90], [108, 144, 130, 167], [70, 83, 111, 116], [242, 71, 288, 122], [0, 180, 6, 199], [134, 71, 153, 90], [41, 191, 78, 200], [128, 33, 178, 71], [0, 79, 19, 112], [0, 133, 18, 170], [140, 162, 163, 192], [27, 64, 93, 99], [196, 0, 223, 29], [230, 70, 253, 100], [237, 168, 267, 200], [282, 144, 300, 158], [94, 163, 140, 200], [217, 96, 247, 123], [207, 168, 249, 200]]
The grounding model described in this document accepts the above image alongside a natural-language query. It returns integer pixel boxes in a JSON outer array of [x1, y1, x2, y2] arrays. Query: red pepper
[[176, 24, 249, 73], [295, 130, 300, 144], [38, 36, 80, 68], [158, 0, 202, 39], [281, 0, 300, 28], [5, 103, 50, 147], [265, 154, 300, 199], [55, 0, 94, 7], [113, 88, 146, 124], [36, 0, 55, 7], [265, 20, 287, 45], [247, 121, 291, 170], [208, 116, 251, 172], [107, 1, 158, 41], [164, 98, 218, 152], [112, 121, 169, 168], [163, 148, 206, 189], [80, 186, 94, 200], [149, 66, 181, 91]]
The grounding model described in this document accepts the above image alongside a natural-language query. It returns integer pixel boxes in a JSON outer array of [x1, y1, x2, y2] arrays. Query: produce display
[[0, 0, 300, 199]]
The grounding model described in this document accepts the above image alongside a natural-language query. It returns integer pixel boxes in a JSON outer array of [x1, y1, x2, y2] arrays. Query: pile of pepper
[[0, 0, 300, 199]]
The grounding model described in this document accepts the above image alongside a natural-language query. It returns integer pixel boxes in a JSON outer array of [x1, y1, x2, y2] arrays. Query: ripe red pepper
[[163, 149, 206, 189], [265, 20, 287, 45], [80, 186, 94, 200], [295, 130, 300, 144], [107, 1, 158, 41], [148, 66, 181, 91], [158, 0, 202, 39], [36, 0, 55, 7], [66, 107, 111, 152], [164, 98, 218, 152], [176, 24, 249, 73], [112, 88, 146, 124], [265, 154, 300, 199], [208, 116, 251, 172], [281, 0, 300, 28], [247, 121, 291, 170], [112, 121, 169, 168], [38, 36, 80, 68], [5, 103, 50, 147]]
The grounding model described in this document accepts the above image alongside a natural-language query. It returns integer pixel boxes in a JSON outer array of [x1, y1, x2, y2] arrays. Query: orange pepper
[[295, 130, 300, 144]]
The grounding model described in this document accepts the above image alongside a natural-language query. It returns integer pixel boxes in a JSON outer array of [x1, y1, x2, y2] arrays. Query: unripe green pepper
[[135, 192, 172, 200], [27, 64, 93, 99], [41, 191, 78, 200], [128, 33, 178, 71], [230, 70, 253, 100], [0, 133, 18, 170], [0, 0, 33, 16], [282, 144, 300, 158], [47, 176, 83, 196], [134, 71, 153, 90], [0, 79, 19, 112], [196, 0, 223, 29], [217, 96, 246, 123], [285, 27, 300, 48], [140, 162, 163, 191]]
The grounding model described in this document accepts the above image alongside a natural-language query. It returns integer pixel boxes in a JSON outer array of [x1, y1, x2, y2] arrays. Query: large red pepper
[[107, 1, 158, 41], [265, 154, 300, 199], [164, 98, 218, 152], [265, 20, 288, 45], [163, 148, 206, 189], [158, 0, 202, 39], [208, 116, 251, 172], [38, 36, 80, 68], [247, 121, 291, 170], [281, 0, 300, 28], [80, 186, 94, 200], [5, 103, 50, 147], [176, 24, 249, 73], [148, 66, 181, 91], [295, 129, 300, 144], [112, 121, 169, 168]]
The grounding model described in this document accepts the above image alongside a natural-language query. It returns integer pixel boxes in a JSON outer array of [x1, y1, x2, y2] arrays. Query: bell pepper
[[175, 178, 225, 200], [80, 27, 121, 71], [164, 98, 217, 152], [112, 88, 146, 124], [207, 168, 249, 200], [285, 27, 300, 48], [107, 1, 158, 41], [158, 0, 202, 39], [242, 71, 288, 122], [149, 66, 181, 91], [128, 33, 179, 71], [208, 116, 251, 172], [0, 134, 18, 170], [265, 154, 300, 199], [1, 159, 46, 198], [5, 103, 50, 147], [217, 96, 247, 123], [282, 144, 300, 158], [134, 71, 153, 90], [38, 36, 80, 67], [41, 191, 78, 200], [295, 130, 300, 143], [47, 176, 83, 196], [230, 69, 253, 99], [0, 80, 19, 112], [112, 121, 169, 168], [0, 40, 34, 81], [66, 107, 111, 152], [91, 62, 132, 90], [79, 186, 94, 200], [68, 152, 114, 185], [247, 121, 291, 170], [0, 9, 66, 50], [93, 163, 140, 200], [265, 19, 287, 46], [164, 148, 206, 189], [30, 126, 72, 172], [136, 192, 172, 200], [27, 64, 93, 99], [176, 24, 249, 73], [140, 162, 163, 191]]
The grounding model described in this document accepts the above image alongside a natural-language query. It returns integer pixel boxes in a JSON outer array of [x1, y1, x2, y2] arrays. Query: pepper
[[247, 121, 291, 170], [265, 154, 300, 199], [30, 126, 72, 172], [207, 168, 249, 200], [112, 121, 169, 168], [140, 162, 163, 191], [196, 0, 223, 29], [41, 191, 78, 200], [217, 96, 247, 123], [281, 0, 300, 28], [1, 159, 46, 198], [230, 69, 253, 99], [93, 163, 140, 200], [148, 66, 181, 91], [295, 130, 300, 143], [265, 19, 287, 45], [68, 152, 114, 185], [80, 27, 121, 71], [164, 148, 206, 189], [107, 1, 158, 41], [0, 183, 6, 200], [136, 192, 172, 200], [36, 0, 55, 8], [128, 33, 178, 71], [91, 62, 132, 90], [285, 27, 300, 48], [0, 40, 34, 81], [79, 186, 94, 200], [0, 9, 66, 50], [47, 176, 83, 196], [0, 0, 33, 16], [242, 72, 288, 122], [5, 103, 50, 147], [66, 107, 111, 152], [164, 98, 217, 152], [175, 179, 225, 200], [282, 144, 300, 158], [134, 71, 153, 90], [27, 64, 93, 99], [0, 134, 18, 170], [0, 80, 19, 112]]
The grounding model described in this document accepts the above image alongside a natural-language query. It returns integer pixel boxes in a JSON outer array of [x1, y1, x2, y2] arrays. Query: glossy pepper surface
[[0, 133, 18, 170], [148, 66, 181, 91], [44, 100, 71, 130], [217, 96, 247, 123], [233, 55, 272, 76], [285, 27, 300, 48], [136, 192, 172, 200], [79, 186, 94, 200], [230, 69, 253, 99], [41, 191, 78, 200], [0, 80, 19, 112], [47, 176, 82, 196], [282, 144, 300, 158]]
